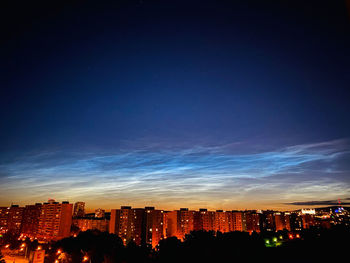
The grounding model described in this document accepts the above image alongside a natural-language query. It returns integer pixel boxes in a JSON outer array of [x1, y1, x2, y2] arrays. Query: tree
[[157, 236, 182, 263], [0, 249, 5, 263]]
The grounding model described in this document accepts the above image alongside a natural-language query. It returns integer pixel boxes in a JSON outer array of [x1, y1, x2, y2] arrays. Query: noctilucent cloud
[[1, 139, 349, 210], [1, 1, 350, 210]]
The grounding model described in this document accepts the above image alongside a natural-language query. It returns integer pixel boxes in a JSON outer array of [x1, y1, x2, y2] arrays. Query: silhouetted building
[[245, 211, 260, 233], [274, 212, 291, 231], [73, 202, 85, 218], [109, 206, 144, 245], [94, 208, 105, 218], [260, 211, 275, 231], [290, 212, 303, 231], [7, 205, 24, 234], [0, 207, 9, 234], [232, 211, 245, 231], [73, 218, 109, 232], [302, 214, 316, 229], [21, 203, 42, 238]]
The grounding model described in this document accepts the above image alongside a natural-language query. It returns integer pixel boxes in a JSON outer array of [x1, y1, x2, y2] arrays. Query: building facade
[[37, 200, 73, 241], [21, 203, 42, 238]]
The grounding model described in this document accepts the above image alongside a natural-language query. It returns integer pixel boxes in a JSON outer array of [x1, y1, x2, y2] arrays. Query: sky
[[1, 0, 350, 211]]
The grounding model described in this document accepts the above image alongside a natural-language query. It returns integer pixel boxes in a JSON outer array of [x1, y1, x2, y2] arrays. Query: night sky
[[1, 0, 350, 210]]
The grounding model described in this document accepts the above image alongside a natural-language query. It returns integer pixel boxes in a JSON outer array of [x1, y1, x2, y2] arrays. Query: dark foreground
[[1, 225, 349, 263]]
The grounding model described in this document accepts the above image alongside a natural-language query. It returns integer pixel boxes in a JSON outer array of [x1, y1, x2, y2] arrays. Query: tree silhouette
[[40, 225, 350, 263], [54, 230, 125, 263], [0, 250, 5, 263], [157, 236, 182, 263]]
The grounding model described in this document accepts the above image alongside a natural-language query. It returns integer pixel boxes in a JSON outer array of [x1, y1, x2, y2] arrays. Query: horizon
[[2, 197, 350, 212]]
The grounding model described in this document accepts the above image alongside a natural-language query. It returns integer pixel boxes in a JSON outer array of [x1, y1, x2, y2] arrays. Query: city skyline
[[1, 1, 350, 211], [2, 198, 348, 247]]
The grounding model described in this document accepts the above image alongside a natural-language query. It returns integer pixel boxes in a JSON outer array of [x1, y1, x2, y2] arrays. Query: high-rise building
[[232, 211, 245, 231], [109, 206, 144, 245], [109, 209, 121, 236], [284, 212, 291, 231], [290, 212, 303, 231], [244, 211, 260, 233], [177, 208, 194, 240], [274, 212, 291, 231], [73, 202, 85, 218], [21, 203, 42, 238], [260, 211, 275, 231], [143, 207, 164, 247], [301, 214, 316, 229], [164, 208, 194, 240], [7, 205, 24, 234], [193, 209, 215, 232], [37, 199, 73, 241], [214, 210, 230, 233], [164, 210, 177, 238], [0, 207, 9, 234]]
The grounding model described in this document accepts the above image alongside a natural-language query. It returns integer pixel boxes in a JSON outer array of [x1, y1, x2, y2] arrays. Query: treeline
[[50, 230, 264, 263], [1, 225, 350, 263], [50, 225, 349, 263]]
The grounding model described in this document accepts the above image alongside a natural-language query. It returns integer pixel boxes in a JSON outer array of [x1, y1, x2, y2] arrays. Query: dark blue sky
[[1, 0, 349, 209]]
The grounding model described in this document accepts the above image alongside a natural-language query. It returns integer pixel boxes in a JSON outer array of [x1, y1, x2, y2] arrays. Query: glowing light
[[83, 256, 89, 262], [301, 209, 315, 215], [37, 246, 42, 250], [273, 237, 277, 242], [57, 249, 62, 255], [5, 244, 9, 248], [296, 234, 300, 238]]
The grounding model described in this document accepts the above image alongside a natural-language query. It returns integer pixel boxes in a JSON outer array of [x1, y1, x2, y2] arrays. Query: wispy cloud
[[287, 199, 350, 206], [0, 139, 349, 209]]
